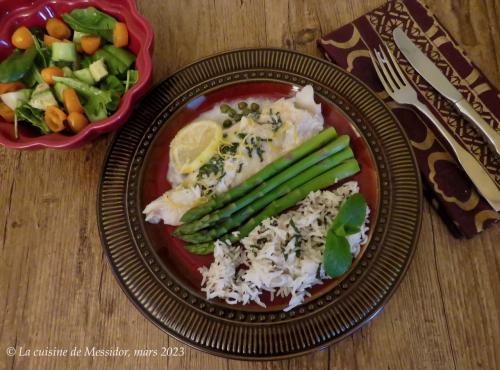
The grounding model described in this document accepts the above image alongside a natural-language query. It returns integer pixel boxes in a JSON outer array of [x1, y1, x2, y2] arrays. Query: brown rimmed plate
[[97, 48, 422, 359]]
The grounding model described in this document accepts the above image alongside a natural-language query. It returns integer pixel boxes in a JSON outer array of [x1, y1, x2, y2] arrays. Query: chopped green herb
[[270, 110, 283, 132], [256, 237, 267, 245], [241, 135, 271, 162], [197, 155, 224, 180], [220, 142, 239, 155], [289, 219, 303, 255]]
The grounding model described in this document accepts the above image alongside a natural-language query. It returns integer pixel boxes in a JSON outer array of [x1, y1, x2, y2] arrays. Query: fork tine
[[369, 49, 393, 95], [382, 43, 409, 85], [374, 47, 399, 92]]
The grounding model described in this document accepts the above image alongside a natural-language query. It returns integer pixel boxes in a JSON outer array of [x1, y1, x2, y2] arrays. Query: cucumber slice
[[89, 59, 108, 82], [0, 89, 32, 110], [29, 84, 58, 111], [72, 31, 88, 44], [52, 42, 77, 62], [73, 68, 95, 85]]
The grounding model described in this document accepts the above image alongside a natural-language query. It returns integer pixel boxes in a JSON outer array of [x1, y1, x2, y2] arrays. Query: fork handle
[[414, 101, 500, 211], [455, 98, 500, 157]]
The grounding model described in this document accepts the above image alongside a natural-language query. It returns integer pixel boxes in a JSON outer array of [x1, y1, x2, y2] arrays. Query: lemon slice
[[170, 120, 222, 174]]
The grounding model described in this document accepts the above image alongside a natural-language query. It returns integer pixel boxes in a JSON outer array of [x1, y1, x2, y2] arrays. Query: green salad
[[0, 7, 139, 137]]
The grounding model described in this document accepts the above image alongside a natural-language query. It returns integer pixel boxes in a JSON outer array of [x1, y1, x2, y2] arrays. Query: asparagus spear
[[180, 127, 338, 223], [185, 158, 360, 255], [175, 135, 350, 236], [178, 146, 354, 243]]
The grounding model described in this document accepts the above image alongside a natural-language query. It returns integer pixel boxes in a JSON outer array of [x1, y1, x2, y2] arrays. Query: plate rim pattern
[[97, 48, 422, 360]]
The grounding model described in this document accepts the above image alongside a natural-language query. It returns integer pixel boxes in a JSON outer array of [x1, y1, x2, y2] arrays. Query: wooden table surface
[[1, 0, 499, 369]]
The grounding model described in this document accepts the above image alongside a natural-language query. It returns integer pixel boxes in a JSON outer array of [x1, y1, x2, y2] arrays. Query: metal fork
[[369, 45, 500, 211]]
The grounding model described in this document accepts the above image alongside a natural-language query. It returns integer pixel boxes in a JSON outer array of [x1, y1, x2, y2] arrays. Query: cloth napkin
[[318, 0, 499, 238]]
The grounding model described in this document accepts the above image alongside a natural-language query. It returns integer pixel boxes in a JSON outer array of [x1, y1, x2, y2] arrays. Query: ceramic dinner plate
[[97, 48, 422, 359]]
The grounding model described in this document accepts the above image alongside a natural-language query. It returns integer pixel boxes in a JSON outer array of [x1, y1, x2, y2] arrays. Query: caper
[[238, 101, 248, 110], [220, 104, 231, 113], [228, 109, 237, 118], [234, 114, 243, 122], [223, 119, 233, 128], [242, 108, 251, 116], [250, 102, 260, 112]]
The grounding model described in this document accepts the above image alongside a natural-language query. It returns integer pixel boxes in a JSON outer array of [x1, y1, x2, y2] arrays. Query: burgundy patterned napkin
[[318, 0, 499, 238]]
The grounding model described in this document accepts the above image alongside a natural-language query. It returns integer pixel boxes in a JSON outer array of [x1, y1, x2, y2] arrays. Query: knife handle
[[455, 98, 500, 157], [414, 101, 500, 211]]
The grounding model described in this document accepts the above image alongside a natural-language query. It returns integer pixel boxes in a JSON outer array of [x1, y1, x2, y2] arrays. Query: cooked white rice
[[198, 181, 370, 311]]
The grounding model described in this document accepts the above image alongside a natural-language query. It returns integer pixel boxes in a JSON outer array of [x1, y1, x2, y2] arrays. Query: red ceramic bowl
[[0, 0, 154, 149]]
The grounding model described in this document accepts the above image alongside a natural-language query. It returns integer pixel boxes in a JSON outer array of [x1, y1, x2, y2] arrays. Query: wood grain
[[0, 0, 499, 369]]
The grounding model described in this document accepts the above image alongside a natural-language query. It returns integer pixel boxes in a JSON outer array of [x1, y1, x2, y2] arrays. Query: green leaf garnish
[[324, 231, 352, 278], [62, 7, 117, 43], [330, 193, 367, 233], [323, 193, 367, 278]]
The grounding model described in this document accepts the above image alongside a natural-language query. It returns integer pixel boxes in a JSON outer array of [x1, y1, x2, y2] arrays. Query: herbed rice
[[198, 181, 370, 311]]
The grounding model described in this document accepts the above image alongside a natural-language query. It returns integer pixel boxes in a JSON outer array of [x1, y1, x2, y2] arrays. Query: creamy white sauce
[[143, 85, 324, 226]]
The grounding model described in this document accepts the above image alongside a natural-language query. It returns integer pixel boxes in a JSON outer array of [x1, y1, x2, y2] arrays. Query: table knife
[[393, 27, 500, 157]]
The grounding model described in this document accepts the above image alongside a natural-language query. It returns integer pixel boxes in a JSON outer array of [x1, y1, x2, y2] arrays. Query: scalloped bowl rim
[[0, 0, 154, 149]]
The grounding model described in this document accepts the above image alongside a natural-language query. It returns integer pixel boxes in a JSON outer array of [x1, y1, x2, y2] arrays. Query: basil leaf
[[62, 7, 117, 43], [323, 231, 352, 278], [330, 193, 367, 235], [0, 47, 37, 83]]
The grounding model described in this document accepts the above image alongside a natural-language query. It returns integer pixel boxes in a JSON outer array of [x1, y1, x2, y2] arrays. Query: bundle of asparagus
[[174, 127, 360, 255]]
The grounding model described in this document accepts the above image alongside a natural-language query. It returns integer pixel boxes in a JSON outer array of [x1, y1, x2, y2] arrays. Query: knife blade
[[393, 27, 500, 157]]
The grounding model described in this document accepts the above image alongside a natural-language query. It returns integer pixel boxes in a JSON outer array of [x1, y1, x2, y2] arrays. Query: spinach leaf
[[94, 49, 127, 75], [62, 7, 117, 43], [83, 95, 109, 122], [16, 104, 50, 134], [0, 47, 37, 83], [22, 66, 44, 87], [101, 75, 124, 95], [29, 26, 45, 40], [31, 35, 50, 69], [323, 193, 367, 278], [323, 232, 352, 278], [100, 75, 123, 112], [81, 55, 96, 69]]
